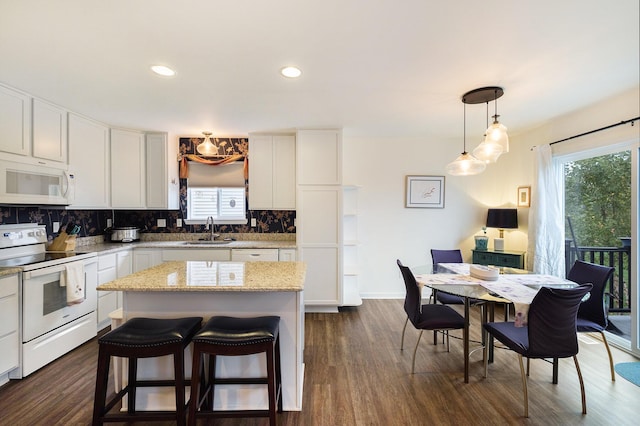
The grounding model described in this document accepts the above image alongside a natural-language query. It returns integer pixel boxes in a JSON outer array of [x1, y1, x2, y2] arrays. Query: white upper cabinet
[[0, 84, 31, 157], [296, 129, 341, 185], [110, 128, 145, 209], [111, 130, 178, 210], [32, 98, 67, 164], [68, 113, 110, 208], [145, 132, 179, 210], [249, 134, 296, 210]]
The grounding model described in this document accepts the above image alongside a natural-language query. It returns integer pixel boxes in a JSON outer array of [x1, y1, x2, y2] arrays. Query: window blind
[[187, 162, 245, 187]]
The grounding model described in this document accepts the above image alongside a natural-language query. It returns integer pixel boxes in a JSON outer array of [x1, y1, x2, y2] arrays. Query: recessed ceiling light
[[151, 65, 176, 77], [280, 66, 302, 78]]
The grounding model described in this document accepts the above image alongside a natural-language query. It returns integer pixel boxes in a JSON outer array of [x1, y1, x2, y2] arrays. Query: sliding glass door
[[559, 142, 638, 355]]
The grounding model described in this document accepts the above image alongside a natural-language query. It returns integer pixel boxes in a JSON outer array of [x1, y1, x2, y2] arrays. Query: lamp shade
[[484, 120, 509, 153], [472, 137, 503, 163], [197, 131, 218, 156], [486, 208, 518, 229], [445, 152, 486, 176]]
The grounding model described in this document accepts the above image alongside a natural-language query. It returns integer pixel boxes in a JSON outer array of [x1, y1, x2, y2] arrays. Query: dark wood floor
[[1, 299, 638, 425]]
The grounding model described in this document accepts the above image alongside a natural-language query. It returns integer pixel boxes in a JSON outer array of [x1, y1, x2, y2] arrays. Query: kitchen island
[[97, 260, 306, 411]]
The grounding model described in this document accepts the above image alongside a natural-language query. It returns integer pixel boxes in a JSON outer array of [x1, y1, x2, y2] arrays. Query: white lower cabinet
[[296, 186, 342, 310], [0, 274, 19, 382], [97, 250, 132, 330], [231, 249, 279, 262], [133, 249, 163, 272]]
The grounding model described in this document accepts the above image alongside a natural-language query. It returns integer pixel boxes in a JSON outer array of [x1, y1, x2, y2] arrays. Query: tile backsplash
[[0, 206, 295, 240]]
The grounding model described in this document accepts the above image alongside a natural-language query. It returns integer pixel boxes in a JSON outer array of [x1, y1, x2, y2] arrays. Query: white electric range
[[0, 223, 97, 378]]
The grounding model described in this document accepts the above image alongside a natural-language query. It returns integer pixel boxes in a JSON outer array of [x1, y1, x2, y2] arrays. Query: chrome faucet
[[205, 216, 219, 241]]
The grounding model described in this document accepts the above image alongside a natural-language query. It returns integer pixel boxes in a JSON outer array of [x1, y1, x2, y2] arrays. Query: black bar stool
[[92, 316, 203, 426], [188, 316, 282, 426]]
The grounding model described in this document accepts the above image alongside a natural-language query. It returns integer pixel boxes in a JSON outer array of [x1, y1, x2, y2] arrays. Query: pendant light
[[472, 100, 503, 163], [446, 99, 486, 176], [197, 131, 218, 156], [483, 88, 509, 154]]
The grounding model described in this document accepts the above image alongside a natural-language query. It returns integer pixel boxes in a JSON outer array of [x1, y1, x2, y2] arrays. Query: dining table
[[413, 263, 577, 383]]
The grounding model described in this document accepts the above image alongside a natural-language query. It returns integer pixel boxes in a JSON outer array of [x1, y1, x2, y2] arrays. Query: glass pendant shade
[[445, 152, 486, 176], [197, 132, 218, 156], [472, 136, 503, 163], [484, 120, 509, 153]]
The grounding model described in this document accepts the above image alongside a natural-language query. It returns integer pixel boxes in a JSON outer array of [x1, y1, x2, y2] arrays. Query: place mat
[[500, 274, 575, 287], [615, 362, 640, 386], [437, 263, 471, 274]]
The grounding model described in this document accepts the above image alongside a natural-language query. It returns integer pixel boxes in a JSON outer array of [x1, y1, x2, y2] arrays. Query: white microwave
[[0, 159, 75, 205]]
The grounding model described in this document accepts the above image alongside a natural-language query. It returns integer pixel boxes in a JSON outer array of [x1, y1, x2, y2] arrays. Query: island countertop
[[97, 260, 306, 292]]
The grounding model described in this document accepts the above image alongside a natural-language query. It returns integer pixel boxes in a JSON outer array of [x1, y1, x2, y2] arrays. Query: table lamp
[[486, 208, 518, 251]]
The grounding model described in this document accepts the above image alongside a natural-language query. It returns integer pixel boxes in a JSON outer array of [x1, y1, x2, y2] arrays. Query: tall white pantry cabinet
[[296, 129, 343, 311]]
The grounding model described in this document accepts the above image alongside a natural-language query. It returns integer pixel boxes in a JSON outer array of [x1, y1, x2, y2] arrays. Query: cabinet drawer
[[98, 268, 117, 286], [0, 274, 19, 298], [473, 250, 524, 268], [473, 252, 495, 265], [231, 249, 279, 262], [98, 253, 116, 269], [493, 254, 521, 268]]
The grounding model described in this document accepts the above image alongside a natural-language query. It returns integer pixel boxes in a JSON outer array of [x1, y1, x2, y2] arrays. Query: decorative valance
[[179, 154, 247, 181]]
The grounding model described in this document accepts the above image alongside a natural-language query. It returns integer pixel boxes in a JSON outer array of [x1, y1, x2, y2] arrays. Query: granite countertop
[[75, 239, 297, 255], [97, 260, 306, 292], [0, 267, 22, 277]]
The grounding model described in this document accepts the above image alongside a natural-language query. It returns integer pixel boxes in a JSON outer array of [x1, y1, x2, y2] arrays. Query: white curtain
[[527, 144, 565, 276]]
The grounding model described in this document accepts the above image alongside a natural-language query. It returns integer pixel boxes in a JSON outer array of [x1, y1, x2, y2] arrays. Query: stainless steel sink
[[182, 240, 231, 245]]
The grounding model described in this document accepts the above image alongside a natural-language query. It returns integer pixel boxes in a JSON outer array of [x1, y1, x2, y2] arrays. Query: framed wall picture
[[405, 175, 445, 208], [517, 186, 531, 207]]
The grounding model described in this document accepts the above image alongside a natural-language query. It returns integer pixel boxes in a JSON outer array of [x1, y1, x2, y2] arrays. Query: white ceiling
[[1, 0, 638, 141]]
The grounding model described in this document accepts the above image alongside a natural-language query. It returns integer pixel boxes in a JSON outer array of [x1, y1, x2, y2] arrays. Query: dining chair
[[431, 248, 512, 323], [430, 249, 466, 305], [397, 259, 466, 374], [430, 249, 490, 345], [568, 260, 616, 381], [483, 284, 593, 417]]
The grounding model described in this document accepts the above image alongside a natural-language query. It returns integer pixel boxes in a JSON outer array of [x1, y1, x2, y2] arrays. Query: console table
[[472, 249, 525, 269]]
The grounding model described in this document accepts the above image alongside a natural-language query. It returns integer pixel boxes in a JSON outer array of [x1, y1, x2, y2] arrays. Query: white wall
[[344, 86, 639, 299]]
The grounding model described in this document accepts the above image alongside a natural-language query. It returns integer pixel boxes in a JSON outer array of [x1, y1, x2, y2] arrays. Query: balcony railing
[[565, 240, 632, 313]]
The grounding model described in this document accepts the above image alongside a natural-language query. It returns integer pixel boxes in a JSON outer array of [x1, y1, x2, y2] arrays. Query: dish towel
[[60, 263, 85, 305]]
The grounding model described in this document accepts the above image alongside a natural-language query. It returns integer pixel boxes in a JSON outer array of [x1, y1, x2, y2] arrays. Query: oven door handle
[[23, 264, 77, 280]]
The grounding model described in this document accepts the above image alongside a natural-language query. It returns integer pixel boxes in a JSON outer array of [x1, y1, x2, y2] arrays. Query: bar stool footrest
[[101, 411, 189, 423]]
